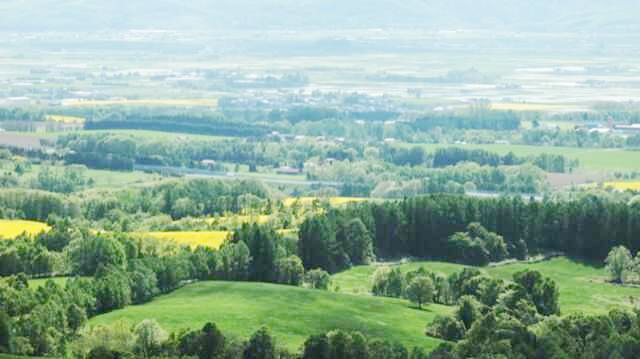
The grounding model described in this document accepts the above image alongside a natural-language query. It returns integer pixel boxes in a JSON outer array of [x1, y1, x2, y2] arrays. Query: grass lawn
[[400, 143, 640, 172], [89, 281, 453, 352], [333, 257, 640, 315]]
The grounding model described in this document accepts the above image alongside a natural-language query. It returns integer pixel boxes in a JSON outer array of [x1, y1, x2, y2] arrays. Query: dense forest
[[299, 194, 640, 272]]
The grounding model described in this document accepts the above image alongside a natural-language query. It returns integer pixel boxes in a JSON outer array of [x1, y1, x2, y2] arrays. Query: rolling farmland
[[89, 281, 453, 351]]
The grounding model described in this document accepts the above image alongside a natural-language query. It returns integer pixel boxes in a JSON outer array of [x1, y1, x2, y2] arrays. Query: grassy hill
[[89, 281, 453, 352], [333, 257, 640, 315]]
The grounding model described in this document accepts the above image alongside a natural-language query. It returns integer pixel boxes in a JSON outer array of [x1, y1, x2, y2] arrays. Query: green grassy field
[[333, 257, 640, 315], [89, 281, 453, 352], [401, 143, 640, 172]]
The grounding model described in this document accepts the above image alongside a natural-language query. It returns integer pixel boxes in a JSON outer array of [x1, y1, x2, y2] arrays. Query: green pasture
[[89, 281, 453, 352]]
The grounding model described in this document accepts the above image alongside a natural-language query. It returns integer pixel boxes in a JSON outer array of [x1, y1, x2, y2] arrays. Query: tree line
[[411, 112, 521, 132], [299, 193, 640, 271], [432, 147, 577, 173], [0, 178, 271, 223]]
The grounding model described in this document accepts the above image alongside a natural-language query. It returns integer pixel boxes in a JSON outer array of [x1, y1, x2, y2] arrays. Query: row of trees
[[0, 177, 272, 223], [411, 112, 521, 132], [85, 111, 270, 138], [310, 159, 547, 197], [432, 147, 577, 173], [300, 193, 640, 270]]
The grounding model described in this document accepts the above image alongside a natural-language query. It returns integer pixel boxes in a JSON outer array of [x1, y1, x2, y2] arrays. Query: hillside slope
[[89, 281, 452, 351], [333, 257, 640, 315]]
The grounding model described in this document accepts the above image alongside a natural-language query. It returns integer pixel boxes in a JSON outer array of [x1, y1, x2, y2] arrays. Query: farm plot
[[0, 219, 51, 239], [137, 231, 230, 249]]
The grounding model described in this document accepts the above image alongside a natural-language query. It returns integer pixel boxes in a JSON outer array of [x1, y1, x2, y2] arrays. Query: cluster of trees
[[445, 223, 511, 265], [0, 188, 79, 221], [31, 165, 92, 193], [432, 147, 577, 173], [604, 245, 640, 284], [301, 193, 640, 270], [426, 269, 559, 341], [3, 312, 289, 359], [382, 146, 431, 167], [62, 134, 136, 171], [298, 215, 374, 273], [0, 274, 95, 356], [370, 263, 558, 321], [371, 228, 506, 307], [0, 235, 65, 276], [371, 266, 445, 309]]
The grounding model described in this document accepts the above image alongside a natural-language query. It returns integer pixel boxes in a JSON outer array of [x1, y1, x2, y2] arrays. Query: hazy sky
[[0, 0, 638, 33]]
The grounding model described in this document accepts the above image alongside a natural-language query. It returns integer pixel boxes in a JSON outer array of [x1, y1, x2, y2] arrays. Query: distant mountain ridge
[[0, 0, 638, 33]]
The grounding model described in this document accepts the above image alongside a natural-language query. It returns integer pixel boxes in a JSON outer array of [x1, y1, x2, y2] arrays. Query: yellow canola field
[[139, 231, 230, 249], [282, 197, 369, 207], [205, 215, 272, 225], [603, 182, 640, 191], [63, 98, 218, 107], [45, 115, 86, 124], [138, 228, 297, 249], [0, 219, 51, 239]]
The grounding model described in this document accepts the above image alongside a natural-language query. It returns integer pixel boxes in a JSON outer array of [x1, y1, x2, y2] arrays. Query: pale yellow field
[[0, 219, 51, 239], [206, 215, 272, 225], [62, 98, 218, 107], [490, 103, 573, 111], [137, 228, 298, 249], [277, 228, 298, 236], [603, 182, 640, 191], [138, 231, 230, 249], [282, 197, 369, 207], [45, 114, 86, 124]]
